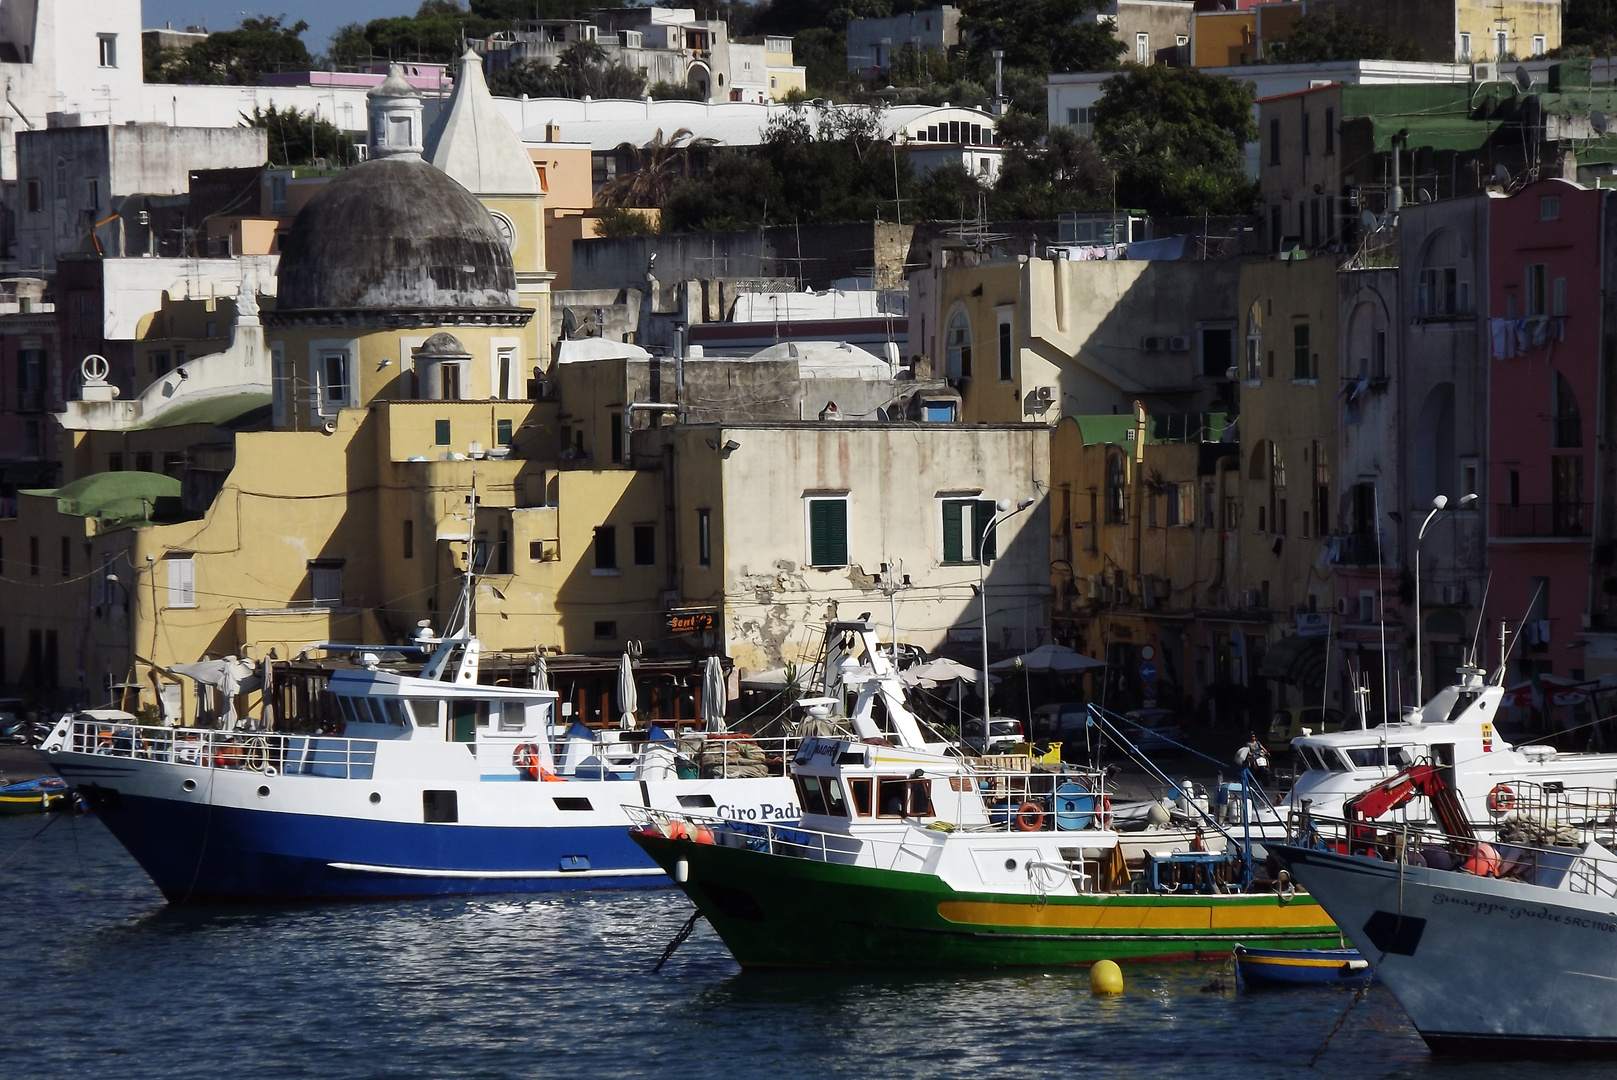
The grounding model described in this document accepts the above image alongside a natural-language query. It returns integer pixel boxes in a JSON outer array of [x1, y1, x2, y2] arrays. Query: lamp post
[[979, 496, 1036, 741], [1413, 490, 1478, 705]]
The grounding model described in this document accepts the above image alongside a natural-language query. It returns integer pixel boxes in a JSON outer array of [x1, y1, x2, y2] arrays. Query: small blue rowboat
[[0, 776, 71, 815], [1233, 944, 1375, 989]]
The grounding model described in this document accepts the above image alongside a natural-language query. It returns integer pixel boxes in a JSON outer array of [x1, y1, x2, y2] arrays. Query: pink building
[[1486, 179, 1602, 687]]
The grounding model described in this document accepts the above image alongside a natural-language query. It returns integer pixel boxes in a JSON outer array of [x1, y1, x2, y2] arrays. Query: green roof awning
[[22, 470, 180, 527]]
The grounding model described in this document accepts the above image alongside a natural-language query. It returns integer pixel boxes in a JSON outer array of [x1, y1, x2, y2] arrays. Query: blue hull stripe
[[93, 793, 669, 902]]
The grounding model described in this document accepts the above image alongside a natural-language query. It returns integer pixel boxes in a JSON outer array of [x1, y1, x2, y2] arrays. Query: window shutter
[[810, 499, 847, 566], [975, 499, 997, 563], [168, 557, 194, 608], [942, 500, 964, 563]]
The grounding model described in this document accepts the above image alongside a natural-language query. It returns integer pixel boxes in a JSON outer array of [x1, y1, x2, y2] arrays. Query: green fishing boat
[[630, 735, 1336, 969]]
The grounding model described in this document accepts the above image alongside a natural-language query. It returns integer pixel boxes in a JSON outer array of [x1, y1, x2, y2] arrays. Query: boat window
[[1431, 743, 1454, 766], [337, 697, 364, 726], [1294, 746, 1324, 772], [795, 775, 830, 815], [476, 702, 491, 728], [1344, 746, 1388, 770], [848, 777, 873, 816], [378, 699, 411, 727], [877, 776, 933, 817], [1326, 750, 1352, 771], [499, 702, 525, 733], [409, 700, 441, 728], [823, 777, 849, 817]]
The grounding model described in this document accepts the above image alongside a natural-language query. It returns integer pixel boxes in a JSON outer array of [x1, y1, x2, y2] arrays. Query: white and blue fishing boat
[[40, 571, 801, 903]]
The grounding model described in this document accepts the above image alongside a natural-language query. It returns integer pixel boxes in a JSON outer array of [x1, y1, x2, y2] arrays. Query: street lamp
[[979, 496, 1036, 742], [1413, 490, 1478, 705]]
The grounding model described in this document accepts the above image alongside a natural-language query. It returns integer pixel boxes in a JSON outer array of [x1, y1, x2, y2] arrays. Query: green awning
[[22, 471, 180, 527], [1067, 412, 1229, 448]]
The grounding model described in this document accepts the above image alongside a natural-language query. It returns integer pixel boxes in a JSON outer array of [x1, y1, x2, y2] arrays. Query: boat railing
[[1294, 810, 1617, 901], [52, 719, 379, 781]]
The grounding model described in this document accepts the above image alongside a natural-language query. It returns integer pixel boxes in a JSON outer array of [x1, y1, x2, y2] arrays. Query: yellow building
[[0, 63, 667, 719]]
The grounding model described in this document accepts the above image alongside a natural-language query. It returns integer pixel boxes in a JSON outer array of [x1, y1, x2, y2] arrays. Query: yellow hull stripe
[[937, 897, 1329, 931], [1241, 955, 1357, 968]]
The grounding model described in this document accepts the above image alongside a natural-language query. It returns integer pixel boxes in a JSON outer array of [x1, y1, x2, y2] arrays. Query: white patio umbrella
[[701, 655, 728, 732], [171, 656, 259, 729], [988, 643, 1106, 675], [901, 658, 982, 688], [617, 652, 638, 730]]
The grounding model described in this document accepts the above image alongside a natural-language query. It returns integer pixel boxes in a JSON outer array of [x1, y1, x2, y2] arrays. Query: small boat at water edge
[[1232, 944, 1372, 989], [0, 775, 71, 815]]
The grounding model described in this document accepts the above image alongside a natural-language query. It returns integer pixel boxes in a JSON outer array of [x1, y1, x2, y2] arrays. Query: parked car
[[1119, 708, 1184, 755], [961, 716, 1024, 755], [1269, 706, 1347, 744]]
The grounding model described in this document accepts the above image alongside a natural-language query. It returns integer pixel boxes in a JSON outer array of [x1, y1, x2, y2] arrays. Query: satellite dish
[[1595, 109, 1609, 136], [1361, 208, 1379, 231], [1494, 163, 1512, 186], [1515, 65, 1532, 91], [1418, 188, 1432, 203]]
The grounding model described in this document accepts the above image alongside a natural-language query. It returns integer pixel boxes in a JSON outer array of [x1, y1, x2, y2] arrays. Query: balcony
[[1552, 415, 1582, 449], [1494, 502, 1590, 538]]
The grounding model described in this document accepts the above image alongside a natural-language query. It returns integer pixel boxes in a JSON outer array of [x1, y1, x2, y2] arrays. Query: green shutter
[[810, 499, 847, 566], [942, 500, 964, 563], [975, 499, 997, 563], [434, 419, 451, 446]]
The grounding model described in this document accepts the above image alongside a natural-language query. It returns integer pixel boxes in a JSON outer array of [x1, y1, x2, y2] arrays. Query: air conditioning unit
[[1335, 597, 1351, 616], [1142, 335, 1168, 353], [1168, 335, 1192, 352], [1472, 62, 1497, 83], [1441, 583, 1466, 606], [1034, 385, 1056, 404]]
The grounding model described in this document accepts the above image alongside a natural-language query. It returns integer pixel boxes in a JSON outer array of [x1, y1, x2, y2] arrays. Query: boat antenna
[[1496, 581, 1546, 687], [1470, 571, 1493, 675]]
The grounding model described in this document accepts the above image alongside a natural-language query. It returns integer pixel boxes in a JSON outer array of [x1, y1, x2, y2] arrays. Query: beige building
[[922, 253, 1240, 426], [667, 421, 1051, 673]]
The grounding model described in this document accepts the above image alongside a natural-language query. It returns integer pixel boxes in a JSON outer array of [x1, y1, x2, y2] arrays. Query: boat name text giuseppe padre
[[1428, 892, 1617, 932]]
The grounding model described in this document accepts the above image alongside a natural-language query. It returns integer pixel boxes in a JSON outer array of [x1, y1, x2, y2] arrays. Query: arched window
[[1553, 370, 1581, 448], [944, 308, 972, 379], [1416, 229, 1469, 318], [1105, 451, 1126, 524]]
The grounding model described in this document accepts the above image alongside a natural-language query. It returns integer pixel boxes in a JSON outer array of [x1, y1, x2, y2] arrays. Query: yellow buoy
[[1090, 959, 1124, 996]]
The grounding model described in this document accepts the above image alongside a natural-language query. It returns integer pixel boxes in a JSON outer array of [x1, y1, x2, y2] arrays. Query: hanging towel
[[1491, 317, 1512, 359]]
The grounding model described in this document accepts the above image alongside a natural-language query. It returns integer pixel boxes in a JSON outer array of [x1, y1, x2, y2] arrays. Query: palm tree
[[595, 127, 717, 208]]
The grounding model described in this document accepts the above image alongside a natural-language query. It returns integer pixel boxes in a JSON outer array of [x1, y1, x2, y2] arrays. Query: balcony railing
[[1495, 502, 1590, 538]]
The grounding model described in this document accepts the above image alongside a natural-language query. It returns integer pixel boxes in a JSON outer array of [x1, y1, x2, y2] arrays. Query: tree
[[594, 206, 658, 237], [1564, 0, 1617, 55], [146, 16, 313, 84], [361, 3, 502, 64], [244, 106, 358, 167], [1267, 9, 1420, 64], [324, 23, 371, 68], [988, 118, 1111, 219], [959, 0, 1125, 74], [488, 41, 648, 99], [1091, 65, 1257, 216], [470, 0, 626, 18], [595, 128, 718, 208]]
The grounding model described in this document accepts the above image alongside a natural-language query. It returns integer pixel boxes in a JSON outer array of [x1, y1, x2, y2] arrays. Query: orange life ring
[[693, 824, 716, 845], [666, 819, 690, 841], [1487, 783, 1516, 815], [1014, 801, 1045, 832], [512, 742, 541, 780]]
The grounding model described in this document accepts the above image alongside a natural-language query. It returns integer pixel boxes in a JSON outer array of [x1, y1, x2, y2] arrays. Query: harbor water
[[0, 812, 1600, 1079]]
